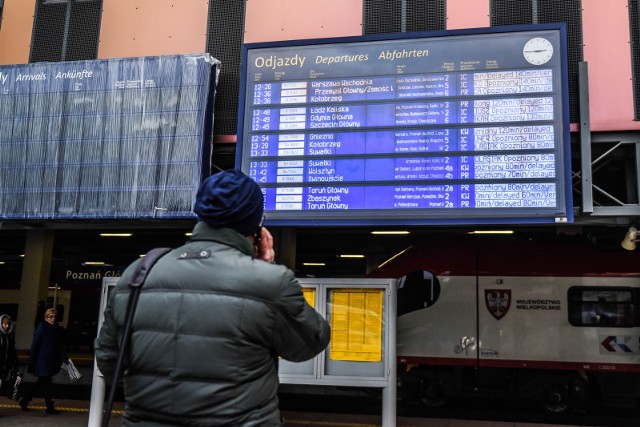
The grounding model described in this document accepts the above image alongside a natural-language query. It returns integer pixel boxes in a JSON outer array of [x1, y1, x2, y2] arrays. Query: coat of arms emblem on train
[[485, 289, 511, 320]]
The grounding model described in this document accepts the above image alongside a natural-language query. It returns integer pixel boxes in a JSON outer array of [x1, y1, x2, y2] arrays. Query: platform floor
[[0, 399, 612, 427]]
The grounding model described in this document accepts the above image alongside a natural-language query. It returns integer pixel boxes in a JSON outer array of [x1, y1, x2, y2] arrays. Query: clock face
[[523, 37, 554, 65]]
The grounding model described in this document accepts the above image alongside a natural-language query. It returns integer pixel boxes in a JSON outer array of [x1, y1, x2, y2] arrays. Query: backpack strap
[[102, 247, 171, 427], [130, 247, 172, 288]]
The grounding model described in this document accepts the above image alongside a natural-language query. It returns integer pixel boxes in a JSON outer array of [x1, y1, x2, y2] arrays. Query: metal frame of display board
[[279, 278, 397, 427]]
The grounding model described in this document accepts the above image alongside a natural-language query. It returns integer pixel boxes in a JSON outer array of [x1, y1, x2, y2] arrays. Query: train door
[[395, 269, 478, 405], [474, 275, 601, 411], [397, 269, 478, 362]]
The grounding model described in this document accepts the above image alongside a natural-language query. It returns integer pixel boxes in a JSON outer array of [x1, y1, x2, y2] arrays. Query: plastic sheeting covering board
[[0, 53, 219, 220]]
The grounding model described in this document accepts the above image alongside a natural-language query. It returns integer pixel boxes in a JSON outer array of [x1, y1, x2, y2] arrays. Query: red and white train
[[369, 234, 640, 412]]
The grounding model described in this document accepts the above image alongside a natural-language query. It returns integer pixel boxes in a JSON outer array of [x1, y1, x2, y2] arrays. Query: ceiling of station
[[0, 222, 635, 282]]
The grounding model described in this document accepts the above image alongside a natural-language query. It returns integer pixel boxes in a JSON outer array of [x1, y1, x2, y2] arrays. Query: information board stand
[[89, 277, 397, 427], [88, 276, 119, 427], [280, 278, 397, 427]]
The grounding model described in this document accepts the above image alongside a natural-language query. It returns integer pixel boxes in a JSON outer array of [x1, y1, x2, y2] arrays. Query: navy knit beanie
[[194, 169, 264, 236]]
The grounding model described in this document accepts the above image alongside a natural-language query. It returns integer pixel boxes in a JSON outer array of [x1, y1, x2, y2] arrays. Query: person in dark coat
[[0, 314, 18, 390], [20, 308, 68, 415], [96, 169, 331, 426]]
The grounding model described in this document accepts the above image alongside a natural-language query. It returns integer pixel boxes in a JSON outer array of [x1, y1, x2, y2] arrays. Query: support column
[[276, 228, 297, 271], [16, 229, 54, 350]]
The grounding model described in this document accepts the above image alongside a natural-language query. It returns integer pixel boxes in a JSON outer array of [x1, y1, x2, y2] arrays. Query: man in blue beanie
[[96, 169, 330, 426]]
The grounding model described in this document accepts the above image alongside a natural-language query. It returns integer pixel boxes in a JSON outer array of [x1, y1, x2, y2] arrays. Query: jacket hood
[[0, 314, 14, 334]]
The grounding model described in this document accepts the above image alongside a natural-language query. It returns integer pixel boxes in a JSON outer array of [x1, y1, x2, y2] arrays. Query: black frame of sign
[[236, 24, 572, 226]]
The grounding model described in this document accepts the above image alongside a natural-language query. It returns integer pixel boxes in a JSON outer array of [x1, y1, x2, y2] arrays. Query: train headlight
[[621, 227, 638, 251]]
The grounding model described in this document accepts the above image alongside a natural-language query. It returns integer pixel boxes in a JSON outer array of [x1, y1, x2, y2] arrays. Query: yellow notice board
[[302, 288, 316, 308], [329, 288, 383, 362]]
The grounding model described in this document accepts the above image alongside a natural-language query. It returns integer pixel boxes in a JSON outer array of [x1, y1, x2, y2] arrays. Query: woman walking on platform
[[20, 308, 67, 415]]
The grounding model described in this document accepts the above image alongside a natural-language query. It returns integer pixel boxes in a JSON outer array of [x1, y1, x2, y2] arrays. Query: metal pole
[[579, 61, 594, 213], [87, 361, 105, 427], [382, 283, 397, 427], [88, 277, 116, 426]]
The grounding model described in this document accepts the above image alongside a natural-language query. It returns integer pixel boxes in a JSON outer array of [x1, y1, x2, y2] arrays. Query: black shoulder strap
[[102, 247, 171, 427], [130, 247, 172, 288]]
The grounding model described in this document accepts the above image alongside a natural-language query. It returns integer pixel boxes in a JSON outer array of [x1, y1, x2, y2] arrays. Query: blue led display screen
[[237, 25, 572, 226]]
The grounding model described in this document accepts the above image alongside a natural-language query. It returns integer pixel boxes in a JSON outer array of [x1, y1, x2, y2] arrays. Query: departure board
[[237, 25, 572, 226]]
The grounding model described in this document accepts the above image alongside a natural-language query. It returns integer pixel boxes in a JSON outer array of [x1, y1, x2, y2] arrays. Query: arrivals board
[[0, 54, 218, 220], [237, 25, 572, 226]]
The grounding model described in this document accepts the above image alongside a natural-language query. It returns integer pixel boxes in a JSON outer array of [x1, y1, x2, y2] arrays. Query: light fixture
[[303, 262, 326, 266], [338, 254, 365, 258], [377, 249, 407, 269], [468, 230, 514, 235], [371, 231, 410, 235], [100, 233, 132, 237], [0, 261, 5, 265], [621, 227, 638, 251], [83, 261, 106, 266]]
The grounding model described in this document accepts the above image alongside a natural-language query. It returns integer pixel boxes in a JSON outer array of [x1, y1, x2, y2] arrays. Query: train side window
[[568, 287, 637, 327], [397, 269, 440, 316]]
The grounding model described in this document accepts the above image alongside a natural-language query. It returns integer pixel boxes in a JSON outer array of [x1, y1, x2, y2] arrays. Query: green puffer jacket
[[95, 223, 331, 426]]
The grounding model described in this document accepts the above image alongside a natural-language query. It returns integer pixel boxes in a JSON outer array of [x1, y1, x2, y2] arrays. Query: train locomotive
[[369, 233, 640, 412]]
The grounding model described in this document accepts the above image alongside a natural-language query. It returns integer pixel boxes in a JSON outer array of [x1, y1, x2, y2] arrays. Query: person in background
[[96, 169, 331, 426], [0, 314, 18, 393], [20, 308, 67, 415]]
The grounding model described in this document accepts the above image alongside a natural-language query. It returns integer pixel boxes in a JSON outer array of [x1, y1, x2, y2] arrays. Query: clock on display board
[[523, 37, 554, 65]]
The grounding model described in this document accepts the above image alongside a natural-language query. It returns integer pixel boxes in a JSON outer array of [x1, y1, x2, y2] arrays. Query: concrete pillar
[[276, 228, 297, 271], [16, 229, 54, 350]]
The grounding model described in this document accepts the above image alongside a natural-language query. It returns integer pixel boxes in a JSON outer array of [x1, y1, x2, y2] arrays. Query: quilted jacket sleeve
[[272, 268, 330, 362]]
